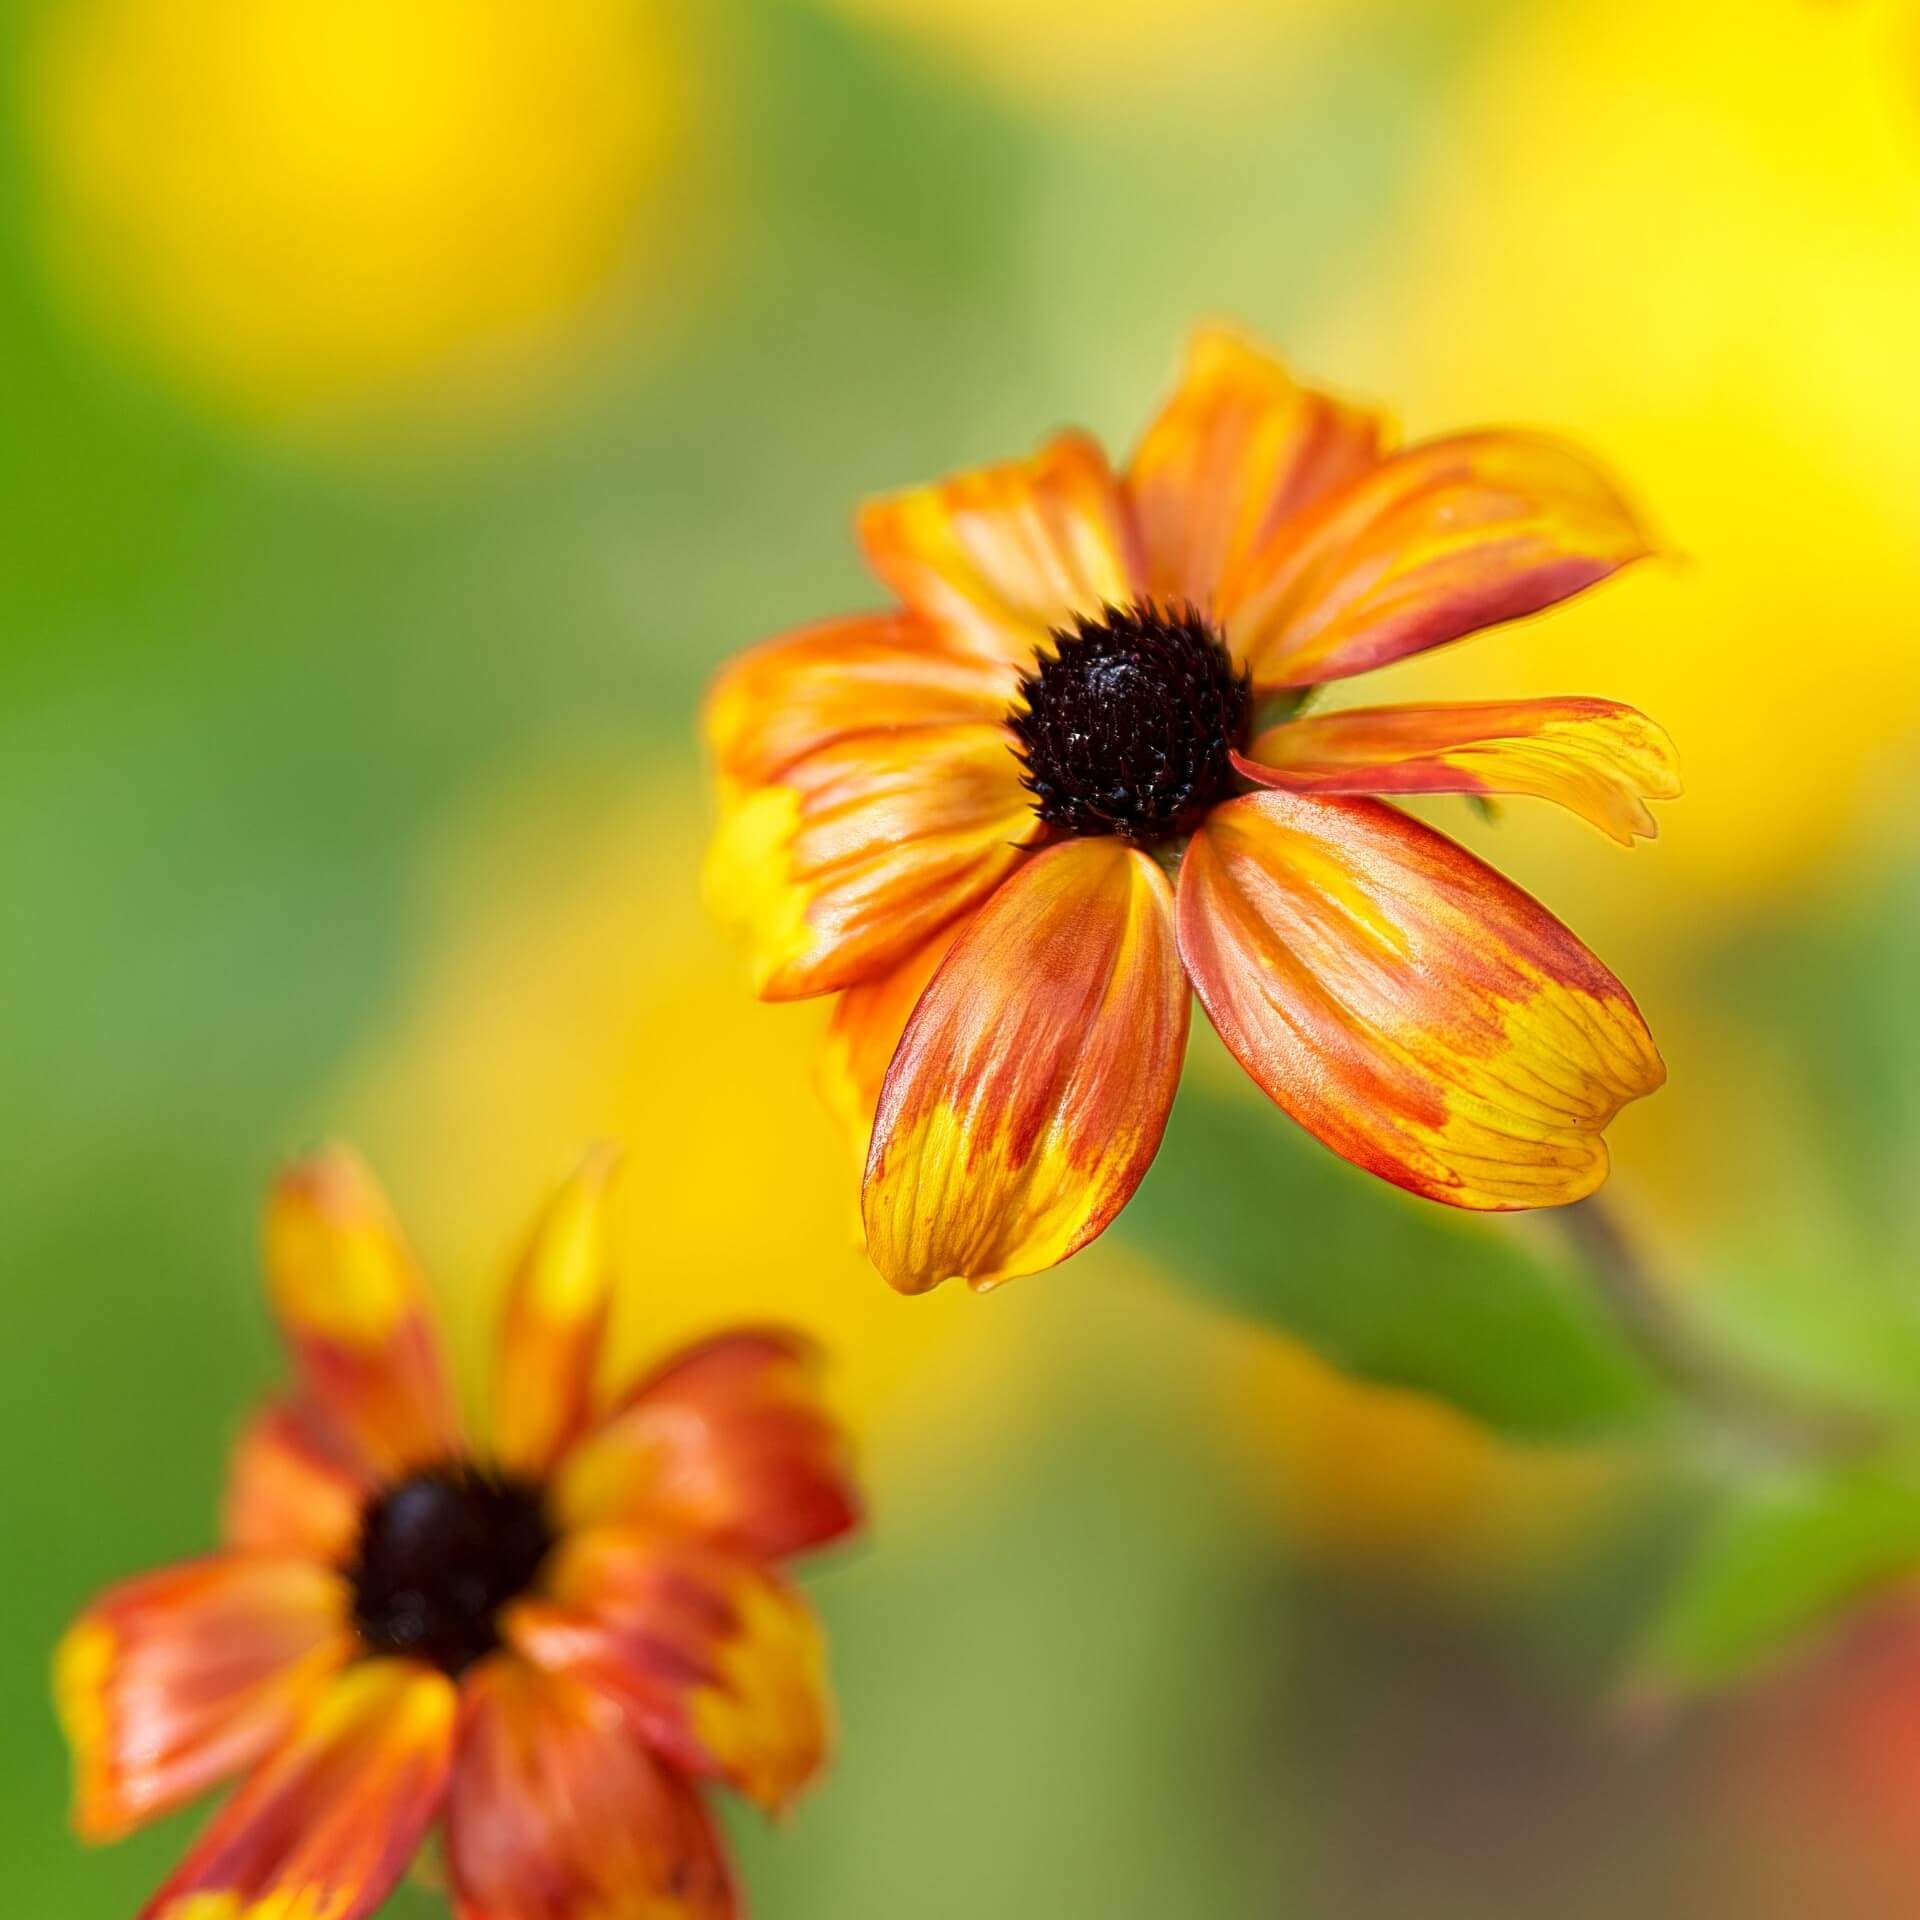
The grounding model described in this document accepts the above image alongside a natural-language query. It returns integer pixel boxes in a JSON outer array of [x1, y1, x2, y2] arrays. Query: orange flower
[[707, 329, 1677, 1293], [55, 1144, 858, 1920]]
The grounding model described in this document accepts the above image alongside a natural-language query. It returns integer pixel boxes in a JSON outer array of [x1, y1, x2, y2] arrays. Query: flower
[[706, 328, 1676, 1293], [55, 1144, 858, 1920], [27, 0, 688, 437]]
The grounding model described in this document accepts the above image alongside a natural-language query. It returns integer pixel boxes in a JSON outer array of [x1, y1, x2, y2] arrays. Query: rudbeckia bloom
[[56, 1144, 858, 1919], [707, 329, 1676, 1293]]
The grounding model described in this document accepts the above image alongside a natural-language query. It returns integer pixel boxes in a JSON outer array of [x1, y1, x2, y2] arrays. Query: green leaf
[[1636, 1465, 1920, 1693], [1119, 1059, 1663, 1438]]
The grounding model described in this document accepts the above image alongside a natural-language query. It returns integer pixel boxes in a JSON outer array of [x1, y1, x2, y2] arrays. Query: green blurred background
[[12, 0, 1920, 1912]]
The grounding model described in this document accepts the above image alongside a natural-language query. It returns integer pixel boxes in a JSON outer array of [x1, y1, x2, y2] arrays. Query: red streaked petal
[[508, 1525, 830, 1815], [493, 1144, 623, 1479], [1227, 431, 1651, 688], [1177, 791, 1664, 1210], [1127, 327, 1388, 611], [815, 921, 964, 1167], [262, 1146, 460, 1478], [705, 722, 1036, 1000], [1239, 697, 1682, 845], [141, 1660, 455, 1920], [862, 836, 1189, 1292], [447, 1656, 737, 1920], [857, 431, 1143, 665], [552, 1329, 859, 1563], [221, 1401, 371, 1564], [704, 609, 1019, 788], [57, 1555, 352, 1842]]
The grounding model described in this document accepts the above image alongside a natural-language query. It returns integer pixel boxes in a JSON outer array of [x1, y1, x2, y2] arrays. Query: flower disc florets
[[348, 1461, 554, 1676], [1009, 600, 1251, 843]]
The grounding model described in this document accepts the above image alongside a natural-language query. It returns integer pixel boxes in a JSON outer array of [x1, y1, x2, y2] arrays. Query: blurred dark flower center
[[348, 1461, 553, 1676], [1009, 600, 1251, 844]]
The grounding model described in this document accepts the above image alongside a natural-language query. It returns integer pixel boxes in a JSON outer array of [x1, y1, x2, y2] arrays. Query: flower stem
[[1555, 1196, 1893, 1463]]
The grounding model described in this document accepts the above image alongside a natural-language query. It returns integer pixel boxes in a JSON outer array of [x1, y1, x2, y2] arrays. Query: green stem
[[1556, 1196, 1893, 1463]]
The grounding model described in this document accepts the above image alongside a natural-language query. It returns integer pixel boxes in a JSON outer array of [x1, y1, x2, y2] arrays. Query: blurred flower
[[26, 0, 688, 436], [56, 1145, 855, 1919], [1700, 1590, 1920, 1917], [1213, 1327, 1615, 1587], [1342, 0, 1920, 914], [706, 327, 1673, 1294]]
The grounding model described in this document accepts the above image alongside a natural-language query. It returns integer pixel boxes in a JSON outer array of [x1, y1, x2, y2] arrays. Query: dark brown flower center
[[348, 1462, 554, 1676], [1009, 601, 1250, 844]]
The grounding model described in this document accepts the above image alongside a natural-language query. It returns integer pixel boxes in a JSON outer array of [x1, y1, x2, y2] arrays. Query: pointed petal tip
[[1238, 697, 1681, 849]]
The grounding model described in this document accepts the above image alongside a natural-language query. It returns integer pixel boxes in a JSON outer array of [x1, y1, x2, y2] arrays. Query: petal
[[221, 1401, 372, 1564], [704, 722, 1036, 1000], [263, 1146, 461, 1478], [493, 1144, 623, 1479], [57, 1555, 352, 1842], [1177, 791, 1666, 1210], [1126, 327, 1388, 610], [1226, 432, 1651, 688], [857, 431, 1143, 665], [141, 1660, 456, 1920], [552, 1329, 859, 1563], [704, 609, 1018, 788], [447, 1656, 737, 1920], [862, 836, 1189, 1293], [815, 921, 964, 1167], [1239, 697, 1682, 846], [508, 1525, 830, 1816]]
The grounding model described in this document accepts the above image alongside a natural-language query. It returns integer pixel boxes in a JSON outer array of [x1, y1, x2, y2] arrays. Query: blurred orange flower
[[56, 1146, 855, 1920], [1703, 1591, 1920, 1917], [706, 328, 1675, 1294]]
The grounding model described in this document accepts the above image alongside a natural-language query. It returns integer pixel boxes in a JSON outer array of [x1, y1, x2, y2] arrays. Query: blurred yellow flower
[[1212, 1327, 1614, 1587], [27, 0, 688, 434], [1312, 0, 1920, 1241], [1340, 0, 1920, 912]]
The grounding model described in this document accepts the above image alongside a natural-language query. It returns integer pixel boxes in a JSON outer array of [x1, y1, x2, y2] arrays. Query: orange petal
[[447, 1656, 737, 1920], [1126, 327, 1388, 611], [704, 609, 1018, 787], [1177, 791, 1665, 1210], [492, 1144, 623, 1479], [141, 1659, 455, 1920], [1239, 697, 1682, 846], [1226, 431, 1651, 688], [507, 1526, 830, 1816], [56, 1555, 351, 1843], [815, 920, 964, 1167], [221, 1401, 371, 1564], [857, 431, 1143, 665], [862, 836, 1189, 1292], [552, 1329, 859, 1563], [704, 722, 1036, 999], [263, 1146, 461, 1478]]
